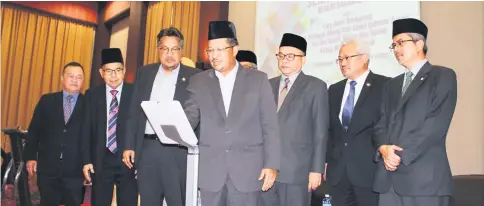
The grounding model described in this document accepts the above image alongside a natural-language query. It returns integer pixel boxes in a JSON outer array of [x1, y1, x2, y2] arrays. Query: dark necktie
[[342, 81, 357, 131], [402, 71, 413, 96], [107, 90, 119, 154], [64, 95, 74, 123]]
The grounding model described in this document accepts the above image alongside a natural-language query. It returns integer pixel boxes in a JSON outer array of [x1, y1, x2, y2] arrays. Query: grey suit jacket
[[124, 63, 201, 164], [373, 62, 457, 196], [184, 64, 281, 193], [269, 72, 329, 184]]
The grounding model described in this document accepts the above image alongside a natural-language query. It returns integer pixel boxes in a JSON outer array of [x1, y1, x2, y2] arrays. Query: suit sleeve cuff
[[374, 150, 382, 162]]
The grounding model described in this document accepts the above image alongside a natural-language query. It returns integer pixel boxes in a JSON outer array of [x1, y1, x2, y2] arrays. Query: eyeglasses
[[158, 47, 182, 54], [103, 68, 124, 75], [389, 39, 415, 50], [205, 46, 233, 55], [336, 54, 364, 64], [275, 53, 304, 61]]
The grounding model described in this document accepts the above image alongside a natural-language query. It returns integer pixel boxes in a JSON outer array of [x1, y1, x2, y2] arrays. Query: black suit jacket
[[24, 91, 85, 178], [124, 63, 201, 164], [326, 71, 390, 189], [373, 62, 457, 196], [81, 83, 134, 176]]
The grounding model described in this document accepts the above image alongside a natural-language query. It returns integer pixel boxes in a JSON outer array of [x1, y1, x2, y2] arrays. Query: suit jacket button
[[225, 130, 231, 134], [226, 149, 229, 153], [344, 143, 348, 146], [63, 129, 67, 132]]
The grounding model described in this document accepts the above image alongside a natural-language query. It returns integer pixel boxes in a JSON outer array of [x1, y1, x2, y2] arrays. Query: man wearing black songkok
[[236, 50, 258, 69], [260, 33, 329, 206], [184, 21, 280, 206], [373, 18, 457, 206], [81, 48, 138, 206]]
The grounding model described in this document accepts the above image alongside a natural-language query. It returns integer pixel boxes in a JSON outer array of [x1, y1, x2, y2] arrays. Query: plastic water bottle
[[322, 194, 332, 206]]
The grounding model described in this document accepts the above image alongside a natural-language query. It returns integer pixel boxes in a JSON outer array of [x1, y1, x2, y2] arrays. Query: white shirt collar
[[347, 69, 370, 86], [106, 81, 123, 93], [215, 62, 239, 79], [280, 71, 301, 85], [405, 59, 428, 78], [158, 63, 181, 76]]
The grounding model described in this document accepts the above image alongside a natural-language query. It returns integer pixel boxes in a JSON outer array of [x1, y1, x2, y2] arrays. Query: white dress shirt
[[145, 64, 180, 134], [339, 69, 370, 124], [106, 82, 123, 147], [279, 71, 301, 95], [215, 63, 239, 116]]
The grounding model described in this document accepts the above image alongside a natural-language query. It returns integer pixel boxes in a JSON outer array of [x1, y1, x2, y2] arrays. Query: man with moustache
[[184, 21, 280, 206], [81, 48, 137, 206], [236, 50, 258, 69], [325, 39, 389, 206], [260, 33, 329, 206], [373, 18, 457, 206], [24, 62, 86, 205], [123, 27, 201, 206]]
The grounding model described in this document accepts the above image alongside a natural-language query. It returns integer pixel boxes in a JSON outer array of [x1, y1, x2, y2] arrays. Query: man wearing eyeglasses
[[122, 27, 201, 206], [184, 21, 280, 206], [373, 18, 457, 206], [81, 48, 138, 206], [324, 40, 390, 206], [258, 33, 328, 206]]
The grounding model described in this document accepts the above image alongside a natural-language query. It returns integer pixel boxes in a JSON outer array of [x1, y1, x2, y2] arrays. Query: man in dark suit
[[325, 39, 390, 206], [260, 33, 328, 206], [236, 50, 258, 69], [122, 27, 201, 206], [24, 62, 86, 206], [81, 48, 137, 206], [373, 18, 457, 206], [184, 21, 280, 206]]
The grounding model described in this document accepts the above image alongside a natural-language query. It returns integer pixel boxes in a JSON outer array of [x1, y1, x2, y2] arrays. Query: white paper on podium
[[141, 100, 201, 206], [141, 100, 198, 147]]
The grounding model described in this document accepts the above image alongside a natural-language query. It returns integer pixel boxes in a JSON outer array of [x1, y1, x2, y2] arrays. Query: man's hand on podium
[[83, 164, 95, 182], [259, 168, 277, 191], [26, 160, 37, 176], [123, 150, 135, 169]]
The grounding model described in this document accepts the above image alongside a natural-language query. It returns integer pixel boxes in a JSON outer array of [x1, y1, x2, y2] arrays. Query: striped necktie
[[277, 78, 290, 112], [107, 90, 119, 154], [64, 95, 74, 123]]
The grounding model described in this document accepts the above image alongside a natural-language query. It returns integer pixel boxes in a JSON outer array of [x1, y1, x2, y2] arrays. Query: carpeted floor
[[1, 175, 41, 206]]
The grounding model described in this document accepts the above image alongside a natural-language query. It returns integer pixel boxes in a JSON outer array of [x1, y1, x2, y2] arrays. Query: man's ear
[[232, 45, 239, 58], [99, 68, 104, 78]]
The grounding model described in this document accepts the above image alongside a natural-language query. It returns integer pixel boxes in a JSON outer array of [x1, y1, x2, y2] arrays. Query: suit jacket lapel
[[208, 70, 227, 119], [278, 72, 307, 112], [96, 84, 107, 129], [94, 85, 107, 147], [174, 64, 189, 101], [271, 76, 281, 104], [118, 83, 131, 118], [347, 72, 374, 133], [55, 92, 66, 126], [227, 66, 248, 121], [353, 72, 374, 113], [333, 80, 346, 127], [396, 62, 432, 112]]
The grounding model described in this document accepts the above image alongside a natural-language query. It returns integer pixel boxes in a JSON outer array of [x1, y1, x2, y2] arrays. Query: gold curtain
[[1, 5, 95, 152], [143, 1, 200, 65]]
